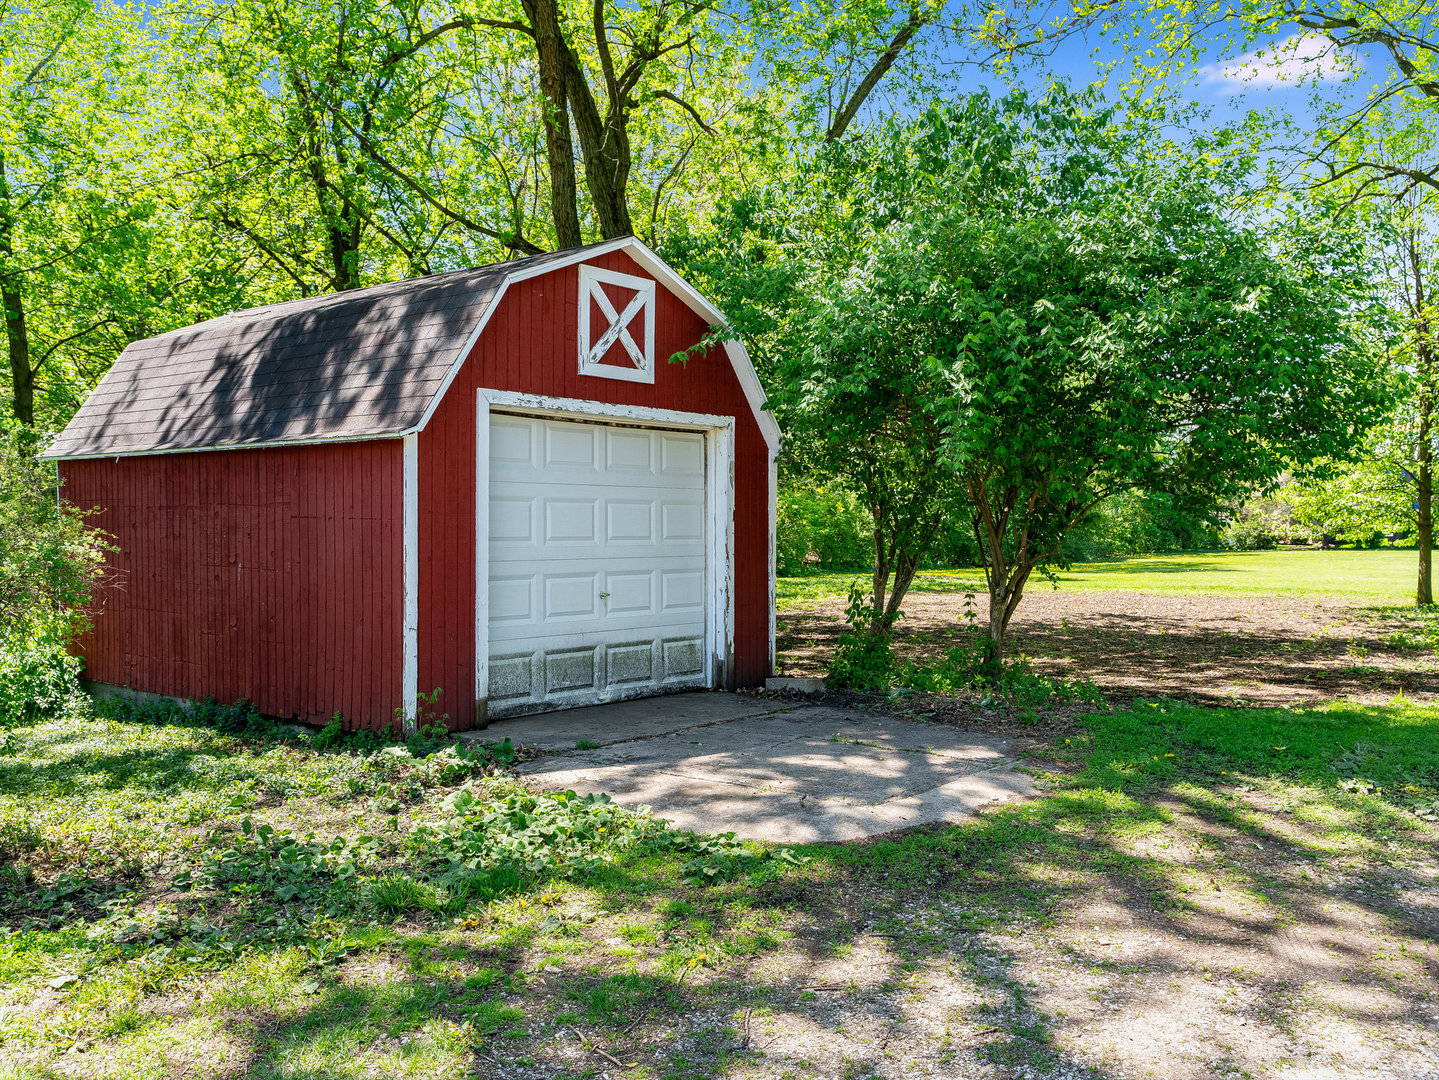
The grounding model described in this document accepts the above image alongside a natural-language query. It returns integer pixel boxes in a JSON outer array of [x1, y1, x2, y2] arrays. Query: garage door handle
[[599, 591, 610, 599]]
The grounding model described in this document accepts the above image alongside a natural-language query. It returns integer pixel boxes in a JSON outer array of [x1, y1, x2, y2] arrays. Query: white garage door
[[485, 414, 709, 716]]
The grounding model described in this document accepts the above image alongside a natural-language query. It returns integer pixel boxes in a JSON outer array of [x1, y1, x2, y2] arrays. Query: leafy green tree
[[2, 0, 136, 425], [776, 482, 873, 575], [1286, 189, 1439, 596], [159, 0, 504, 293], [0, 0, 246, 428], [1285, 432, 1415, 548], [686, 94, 1392, 664], [0, 421, 107, 641], [840, 182, 1385, 661], [1113, 1, 1436, 198]]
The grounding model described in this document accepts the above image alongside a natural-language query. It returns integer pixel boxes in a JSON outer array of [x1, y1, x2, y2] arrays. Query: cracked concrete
[[473, 692, 1034, 842]]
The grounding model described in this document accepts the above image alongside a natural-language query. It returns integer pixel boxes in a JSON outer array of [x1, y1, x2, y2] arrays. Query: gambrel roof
[[43, 238, 778, 460]]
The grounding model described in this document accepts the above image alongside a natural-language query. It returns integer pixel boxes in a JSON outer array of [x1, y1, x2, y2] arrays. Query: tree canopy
[[682, 94, 1394, 659]]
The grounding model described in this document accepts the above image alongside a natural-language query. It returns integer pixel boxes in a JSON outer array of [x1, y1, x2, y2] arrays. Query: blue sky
[[928, 18, 1381, 137]]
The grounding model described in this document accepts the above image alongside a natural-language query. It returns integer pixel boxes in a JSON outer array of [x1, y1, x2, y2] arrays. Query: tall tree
[[0, 0, 203, 427], [162, 0, 523, 296], [684, 95, 1393, 664]]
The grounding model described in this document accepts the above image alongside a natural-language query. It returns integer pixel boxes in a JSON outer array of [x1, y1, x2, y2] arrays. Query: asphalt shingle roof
[[43, 245, 594, 459]]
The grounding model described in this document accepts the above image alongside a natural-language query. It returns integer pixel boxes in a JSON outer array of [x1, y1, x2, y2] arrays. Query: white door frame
[[474, 389, 736, 719]]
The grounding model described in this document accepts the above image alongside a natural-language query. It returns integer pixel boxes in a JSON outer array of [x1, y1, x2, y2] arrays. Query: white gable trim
[[405, 236, 780, 454]]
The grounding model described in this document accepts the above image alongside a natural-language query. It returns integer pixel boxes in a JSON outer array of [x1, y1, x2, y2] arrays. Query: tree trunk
[[983, 560, 1037, 672], [1419, 401, 1432, 606], [1414, 231, 1434, 607], [870, 525, 890, 634], [561, 56, 634, 240], [2, 282, 31, 426], [0, 153, 32, 425], [986, 584, 1008, 669], [525, 0, 584, 249]]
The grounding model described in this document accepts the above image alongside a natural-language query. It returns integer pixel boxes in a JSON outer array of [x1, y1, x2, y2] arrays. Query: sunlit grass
[[2, 691, 1436, 1076], [778, 548, 1422, 608]]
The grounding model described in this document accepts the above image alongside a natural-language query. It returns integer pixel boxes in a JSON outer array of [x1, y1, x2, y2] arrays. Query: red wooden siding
[[417, 249, 772, 731], [60, 441, 404, 730]]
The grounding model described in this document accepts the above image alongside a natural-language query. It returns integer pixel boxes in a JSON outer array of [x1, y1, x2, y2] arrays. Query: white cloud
[[1204, 33, 1356, 90]]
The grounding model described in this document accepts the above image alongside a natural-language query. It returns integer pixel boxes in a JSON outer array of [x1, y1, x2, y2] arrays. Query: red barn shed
[[43, 239, 780, 732]]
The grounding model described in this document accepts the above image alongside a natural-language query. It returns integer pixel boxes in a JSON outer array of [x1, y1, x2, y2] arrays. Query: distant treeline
[[777, 484, 1223, 576]]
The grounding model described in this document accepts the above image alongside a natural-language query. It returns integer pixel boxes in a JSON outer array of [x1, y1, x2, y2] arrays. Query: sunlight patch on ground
[[778, 549, 1421, 609]]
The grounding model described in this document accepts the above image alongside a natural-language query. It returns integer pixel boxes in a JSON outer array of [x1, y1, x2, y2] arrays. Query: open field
[[1, 697, 1437, 1079], [777, 549, 1421, 609]]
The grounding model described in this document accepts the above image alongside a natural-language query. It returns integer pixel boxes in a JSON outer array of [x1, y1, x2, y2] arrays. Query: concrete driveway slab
[[505, 693, 1034, 843], [469, 691, 787, 751]]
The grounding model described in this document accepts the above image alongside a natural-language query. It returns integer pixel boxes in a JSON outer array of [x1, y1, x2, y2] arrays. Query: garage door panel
[[490, 416, 537, 464], [660, 570, 704, 613], [493, 538, 702, 562], [489, 652, 537, 703], [661, 503, 704, 542], [606, 641, 656, 686], [660, 434, 704, 474], [544, 500, 599, 544], [493, 612, 703, 650], [546, 647, 600, 693], [490, 496, 535, 542], [487, 415, 709, 717], [606, 501, 654, 542], [605, 571, 655, 615], [545, 424, 599, 469], [491, 468, 700, 491], [662, 638, 705, 680], [606, 429, 654, 471], [488, 575, 534, 623], [543, 573, 600, 620]]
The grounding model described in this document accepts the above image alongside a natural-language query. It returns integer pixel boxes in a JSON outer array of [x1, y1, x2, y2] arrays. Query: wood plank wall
[[417, 249, 772, 731], [60, 440, 404, 730]]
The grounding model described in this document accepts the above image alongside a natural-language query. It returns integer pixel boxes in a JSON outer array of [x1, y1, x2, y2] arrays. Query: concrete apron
[[468, 692, 1034, 844]]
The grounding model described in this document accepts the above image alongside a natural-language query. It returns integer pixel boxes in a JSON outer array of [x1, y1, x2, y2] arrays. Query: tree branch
[[825, 7, 931, 141], [653, 90, 714, 133]]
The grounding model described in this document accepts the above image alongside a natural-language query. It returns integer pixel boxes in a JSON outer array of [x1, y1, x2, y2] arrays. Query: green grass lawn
[[2, 692, 1437, 1077], [778, 548, 1422, 608]]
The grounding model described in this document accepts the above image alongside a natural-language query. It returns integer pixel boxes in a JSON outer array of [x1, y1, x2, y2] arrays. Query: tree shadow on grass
[[32, 777, 1435, 1079], [11, 699, 1439, 1080]]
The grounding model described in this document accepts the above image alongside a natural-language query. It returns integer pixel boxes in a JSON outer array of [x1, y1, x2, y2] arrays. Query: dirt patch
[[777, 590, 1439, 707]]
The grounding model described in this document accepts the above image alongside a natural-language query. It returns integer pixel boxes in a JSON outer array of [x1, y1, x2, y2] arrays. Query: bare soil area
[[778, 589, 1439, 706]]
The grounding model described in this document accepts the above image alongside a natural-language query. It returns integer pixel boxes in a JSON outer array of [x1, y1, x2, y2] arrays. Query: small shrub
[[827, 590, 1103, 715], [1221, 518, 1278, 551], [0, 632, 82, 723], [825, 582, 895, 690], [0, 428, 110, 722], [660, 832, 804, 885], [777, 482, 873, 574], [1, 428, 110, 641], [312, 716, 345, 750], [412, 784, 669, 876]]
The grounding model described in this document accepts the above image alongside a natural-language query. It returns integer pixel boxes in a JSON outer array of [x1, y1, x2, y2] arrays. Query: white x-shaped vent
[[578, 263, 656, 383]]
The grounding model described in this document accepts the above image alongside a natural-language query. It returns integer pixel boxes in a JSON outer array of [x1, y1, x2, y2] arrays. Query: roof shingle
[[43, 244, 597, 459]]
